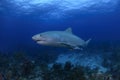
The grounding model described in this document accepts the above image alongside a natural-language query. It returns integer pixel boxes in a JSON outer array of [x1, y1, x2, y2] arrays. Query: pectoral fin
[[59, 43, 73, 48], [73, 47, 83, 50], [59, 42, 82, 50]]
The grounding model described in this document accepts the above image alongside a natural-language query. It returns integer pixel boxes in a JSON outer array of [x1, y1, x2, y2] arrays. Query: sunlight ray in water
[[9, 0, 118, 17]]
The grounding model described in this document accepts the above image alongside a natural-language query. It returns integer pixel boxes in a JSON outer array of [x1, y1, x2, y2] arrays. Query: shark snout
[[32, 35, 45, 42], [32, 36, 36, 40], [32, 35, 40, 41]]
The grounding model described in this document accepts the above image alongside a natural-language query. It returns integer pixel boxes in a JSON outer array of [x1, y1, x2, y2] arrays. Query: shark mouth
[[36, 40, 41, 41], [36, 39, 46, 42], [36, 40, 42, 42]]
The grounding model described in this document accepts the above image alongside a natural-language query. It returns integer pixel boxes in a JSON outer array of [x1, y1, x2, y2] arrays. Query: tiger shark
[[32, 28, 91, 50]]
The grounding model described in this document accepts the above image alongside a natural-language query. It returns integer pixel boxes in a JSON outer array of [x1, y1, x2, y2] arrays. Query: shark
[[32, 28, 91, 50]]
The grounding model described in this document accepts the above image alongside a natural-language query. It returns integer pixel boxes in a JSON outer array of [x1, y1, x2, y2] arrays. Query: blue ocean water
[[0, 0, 120, 80], [0, 0, 120, 52]]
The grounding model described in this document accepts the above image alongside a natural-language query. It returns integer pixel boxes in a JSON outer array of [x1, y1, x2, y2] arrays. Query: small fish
[[32, 28, 91, 50]]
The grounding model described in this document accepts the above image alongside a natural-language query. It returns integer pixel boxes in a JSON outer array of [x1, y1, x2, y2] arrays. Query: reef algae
[[0, 49, 120, 80], [54, 52, 107, 73]]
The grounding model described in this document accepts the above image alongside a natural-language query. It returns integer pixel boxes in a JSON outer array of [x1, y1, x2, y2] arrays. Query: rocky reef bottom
[[0, 50, 120, 80]]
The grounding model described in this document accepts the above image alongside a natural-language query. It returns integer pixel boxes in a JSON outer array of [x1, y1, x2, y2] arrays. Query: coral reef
[[0, 49, 120, 80], [55, 52, 107, 72]]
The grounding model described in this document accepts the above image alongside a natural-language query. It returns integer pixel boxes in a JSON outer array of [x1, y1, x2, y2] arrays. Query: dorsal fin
[[65, 27, 72, 34]]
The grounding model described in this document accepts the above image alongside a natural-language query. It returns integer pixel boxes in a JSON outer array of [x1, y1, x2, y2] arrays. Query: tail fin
[[85, 38, 91, 46]]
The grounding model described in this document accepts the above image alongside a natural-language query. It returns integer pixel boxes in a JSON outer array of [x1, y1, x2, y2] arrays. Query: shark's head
[[32, 32, 55, 45]]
